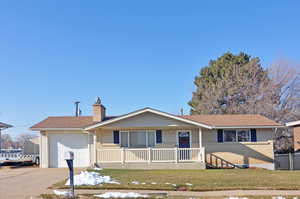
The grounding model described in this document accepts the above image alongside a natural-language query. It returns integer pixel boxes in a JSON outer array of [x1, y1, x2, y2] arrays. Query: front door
[[178, 131, 190, 148], [178, 131, 190, 160]]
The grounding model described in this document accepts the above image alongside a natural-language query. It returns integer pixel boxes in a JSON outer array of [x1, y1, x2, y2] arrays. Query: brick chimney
[[93, 97, 106, 122]]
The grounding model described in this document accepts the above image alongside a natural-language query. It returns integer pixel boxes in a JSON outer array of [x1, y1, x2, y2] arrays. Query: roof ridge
[[47, 116, 93, 118], [180, 114, 262, 116]]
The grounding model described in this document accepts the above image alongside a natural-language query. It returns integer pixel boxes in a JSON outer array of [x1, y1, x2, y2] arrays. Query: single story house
[[286, 120, 300, 152], [31, 98, 283, 170]]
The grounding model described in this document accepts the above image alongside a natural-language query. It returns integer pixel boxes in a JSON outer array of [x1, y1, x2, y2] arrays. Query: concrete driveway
[[0, 166, 73, 199]]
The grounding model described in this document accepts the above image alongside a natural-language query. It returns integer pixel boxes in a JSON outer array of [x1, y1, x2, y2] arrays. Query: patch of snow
[[225, 197, 248, 199], [185, 183, 193, 186], [151, 182, 157, 185], [95, 192, 148, 198], [93, 167, 103, 171], [141, 182, 146, 185], [53, 190, 70, 196], [65, 171, 119, 186], [172, 184, 176, 187], [131, 181, 139, 185], [272, 197, 286, 199], [165, 182, 171, 185]]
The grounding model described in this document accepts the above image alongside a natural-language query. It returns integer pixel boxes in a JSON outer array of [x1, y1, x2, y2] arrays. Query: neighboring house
[[286, 120, 300, 152], [23, 137, 40, 154], [31, 98, 282, 170]]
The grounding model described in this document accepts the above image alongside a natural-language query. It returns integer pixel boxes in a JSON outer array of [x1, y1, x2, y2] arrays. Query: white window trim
[[118, 130, 157, 148], [176, 130, 192, 148], [223, 129, 251, 143]]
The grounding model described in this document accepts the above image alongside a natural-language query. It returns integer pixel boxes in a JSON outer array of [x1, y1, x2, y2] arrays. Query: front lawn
[[52, 169, 300, 191]]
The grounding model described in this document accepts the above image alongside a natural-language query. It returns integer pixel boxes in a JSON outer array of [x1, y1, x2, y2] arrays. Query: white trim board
[[214, 126, 284, 129], [30, 128, 84, 131], [286, 120, 300, 127]]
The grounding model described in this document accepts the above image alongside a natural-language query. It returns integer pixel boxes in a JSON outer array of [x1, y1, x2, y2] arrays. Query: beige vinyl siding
[[104, 112, 195, 128], [202, 128, 274, 144], [203, 128, 275, 165], [205, 141, 274, 165], [256, 128, 274, 141], [97, 129, 119, 148], [155, 129, 176, 148]]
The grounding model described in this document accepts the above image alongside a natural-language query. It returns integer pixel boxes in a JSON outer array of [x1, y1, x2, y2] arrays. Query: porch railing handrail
[[96, 147, 205, 164]]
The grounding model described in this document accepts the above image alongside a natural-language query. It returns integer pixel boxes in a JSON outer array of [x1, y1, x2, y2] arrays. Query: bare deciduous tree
[[0, 134, 14, 149], [16, 133, 38, 148], [260, 61, 300, 152]]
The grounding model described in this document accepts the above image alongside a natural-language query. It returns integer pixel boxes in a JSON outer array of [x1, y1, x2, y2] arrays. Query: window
[[130, 131, 147, 148], [224, 130, 236, 142], [120, 131, 128, 147], [237, 130, 250, 142], [148, 131, 155, 147], [223, 129, 250, 142], [118, 130, 156, 148]]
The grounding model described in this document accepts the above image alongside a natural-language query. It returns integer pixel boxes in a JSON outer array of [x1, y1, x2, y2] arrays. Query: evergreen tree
[[189, 52, 269, 114]]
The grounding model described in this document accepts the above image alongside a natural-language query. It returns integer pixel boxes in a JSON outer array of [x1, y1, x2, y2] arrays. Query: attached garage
[[48, 133, 89, 168]]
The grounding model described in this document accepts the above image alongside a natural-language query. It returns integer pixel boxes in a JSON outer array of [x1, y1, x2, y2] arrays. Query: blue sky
[[1, 1, 300, 138]]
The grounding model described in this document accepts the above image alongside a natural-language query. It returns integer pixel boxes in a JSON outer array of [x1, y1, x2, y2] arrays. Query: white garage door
[[49, 133, 89, 168]]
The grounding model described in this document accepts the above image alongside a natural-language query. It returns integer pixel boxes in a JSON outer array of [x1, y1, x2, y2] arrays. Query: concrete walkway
[[54, 189, 300, 197], [0, 167, 80, 199]]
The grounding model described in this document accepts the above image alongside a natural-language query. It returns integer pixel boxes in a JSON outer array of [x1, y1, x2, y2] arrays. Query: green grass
[[52, 169, 300, 191]]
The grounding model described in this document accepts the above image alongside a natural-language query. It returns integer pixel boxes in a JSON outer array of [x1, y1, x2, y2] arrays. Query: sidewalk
[[51, 189, 300, 197]]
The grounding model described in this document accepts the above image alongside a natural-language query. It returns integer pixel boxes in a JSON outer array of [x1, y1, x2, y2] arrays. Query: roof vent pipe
[[74, 101, 81, 117], [180, 108, 184, 116]]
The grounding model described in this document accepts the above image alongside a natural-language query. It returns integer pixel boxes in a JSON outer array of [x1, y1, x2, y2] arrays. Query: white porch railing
[[97, 147, 205, 164]]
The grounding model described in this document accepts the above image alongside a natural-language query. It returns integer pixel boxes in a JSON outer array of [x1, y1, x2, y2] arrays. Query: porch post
[[94, 131, 97, 165], [198, 128, 203, 162], [148, 147, 152, 163], [121, 147, 125, 164], [198, 128, 202, 149], [174, 147, 178, 163]]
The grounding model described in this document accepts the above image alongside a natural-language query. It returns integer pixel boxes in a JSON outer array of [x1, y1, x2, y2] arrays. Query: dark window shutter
[[251, 129, 257, 142], [217, 129, 223, 143], [113, 130, 120, 144], [156, 130, 162, 144]]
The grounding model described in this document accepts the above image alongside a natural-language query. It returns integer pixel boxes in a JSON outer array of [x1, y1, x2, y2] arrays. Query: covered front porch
[[93, 128, 206, 168], [86, 108, 211, 169]]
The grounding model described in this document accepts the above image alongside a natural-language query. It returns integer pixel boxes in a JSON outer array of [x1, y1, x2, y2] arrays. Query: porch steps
[[205, 153, 242, 169]]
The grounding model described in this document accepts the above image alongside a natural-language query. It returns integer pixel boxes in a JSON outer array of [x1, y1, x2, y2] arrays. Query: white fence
[[275, 153, 300, 170], [97, 147, 205, 164]]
